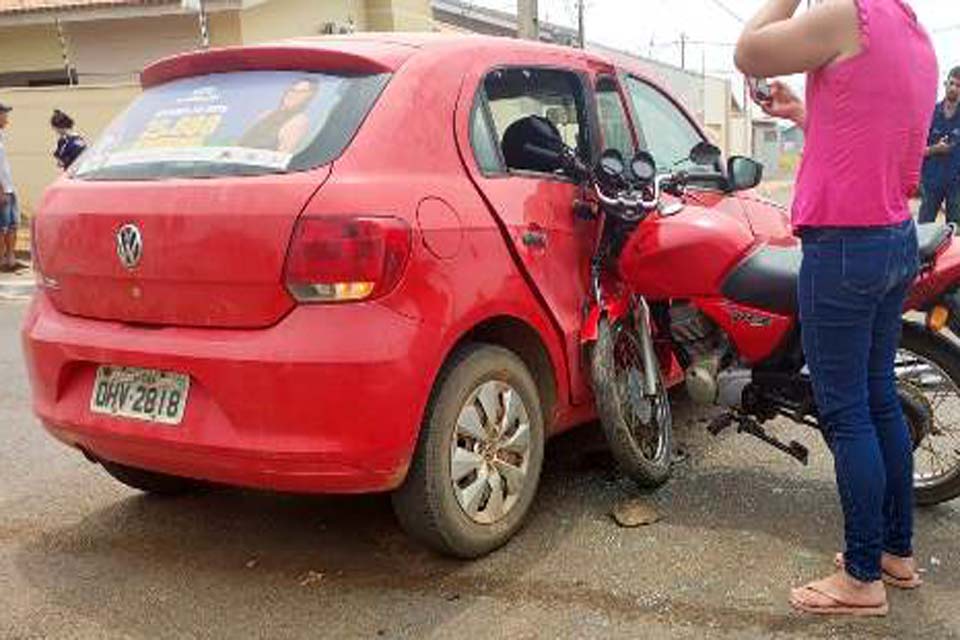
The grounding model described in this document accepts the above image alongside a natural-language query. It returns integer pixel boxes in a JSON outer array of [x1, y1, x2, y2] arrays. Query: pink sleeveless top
[[792, 0, 938, 228]]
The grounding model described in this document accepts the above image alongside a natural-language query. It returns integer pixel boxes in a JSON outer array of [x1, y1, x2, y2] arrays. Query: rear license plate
[[90, 366, 190, 426]]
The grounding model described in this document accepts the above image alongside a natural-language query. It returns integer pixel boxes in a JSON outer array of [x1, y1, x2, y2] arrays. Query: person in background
[[736, 0, 936, 617], [0, 102, 21, 272], [919, 67, 960, 225], [51, 109, 87, 171]]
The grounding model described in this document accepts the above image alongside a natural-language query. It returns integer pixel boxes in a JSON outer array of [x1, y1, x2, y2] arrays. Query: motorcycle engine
[[669, 303, 748, 406]]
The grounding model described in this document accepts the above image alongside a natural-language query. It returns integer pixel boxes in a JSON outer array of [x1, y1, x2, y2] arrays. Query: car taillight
[[284, 216, 412, 304]]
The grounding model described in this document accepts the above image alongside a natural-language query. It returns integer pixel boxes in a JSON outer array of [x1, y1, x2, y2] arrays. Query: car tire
[[392, 344, 545, 559], [101, 460, 205, 496]]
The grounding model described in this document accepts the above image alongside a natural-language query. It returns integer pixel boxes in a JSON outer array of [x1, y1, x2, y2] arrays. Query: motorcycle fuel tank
[[617, 196, 756, 300]]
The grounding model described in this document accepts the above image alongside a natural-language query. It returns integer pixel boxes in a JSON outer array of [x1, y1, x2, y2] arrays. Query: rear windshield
[[74, 70, 389, 181]]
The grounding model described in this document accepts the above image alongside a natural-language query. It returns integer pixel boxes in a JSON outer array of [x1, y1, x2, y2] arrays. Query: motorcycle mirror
[[505, 115, 569, 174], [727, 156, 764, 192], [597, 148, 626, 181], [528, 116, 564, 151], [690, 142, 722, 167], [630, 151, 656, 183]]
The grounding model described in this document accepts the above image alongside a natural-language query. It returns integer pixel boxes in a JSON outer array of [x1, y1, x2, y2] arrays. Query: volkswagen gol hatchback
[[23, 34, 782, 558]]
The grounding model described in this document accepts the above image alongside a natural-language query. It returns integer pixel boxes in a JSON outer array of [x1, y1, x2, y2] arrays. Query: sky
[[470, 0, 960, 95]]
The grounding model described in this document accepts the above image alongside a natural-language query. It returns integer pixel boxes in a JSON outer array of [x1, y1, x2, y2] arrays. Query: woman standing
[[51, 110, 87, 170], [736, 0, 937, 617]]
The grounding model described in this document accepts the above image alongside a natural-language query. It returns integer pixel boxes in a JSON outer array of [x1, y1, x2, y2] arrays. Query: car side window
[[479, 67, 590, 178], [595, 77, 635, 160], [470, 95, 504, 175], [624, 76, 703, 171]]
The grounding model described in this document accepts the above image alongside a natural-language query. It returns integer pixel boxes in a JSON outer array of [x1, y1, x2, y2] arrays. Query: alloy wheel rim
[[450, 380, 532, 525]]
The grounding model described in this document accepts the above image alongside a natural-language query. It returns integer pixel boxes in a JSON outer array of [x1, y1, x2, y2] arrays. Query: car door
[[460, 64, 600, 405]]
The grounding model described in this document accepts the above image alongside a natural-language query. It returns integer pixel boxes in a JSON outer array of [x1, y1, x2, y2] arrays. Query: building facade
[[0, 0, 432, 87]]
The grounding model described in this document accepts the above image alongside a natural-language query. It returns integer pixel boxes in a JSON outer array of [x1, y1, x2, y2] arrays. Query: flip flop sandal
[[834, 553, 924, 590], [790, 585, 889, 618]]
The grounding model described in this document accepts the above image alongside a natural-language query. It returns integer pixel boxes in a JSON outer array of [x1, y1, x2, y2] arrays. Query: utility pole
[[577, 0, 585, 49], [680, 33, 687, 70], [517, 0, 539, 41], [54, 17, 75, 86], [182, 0, 209, 49]]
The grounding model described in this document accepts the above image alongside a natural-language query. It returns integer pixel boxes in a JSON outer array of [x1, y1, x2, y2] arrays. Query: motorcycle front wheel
[[591, 315, 673, 488]]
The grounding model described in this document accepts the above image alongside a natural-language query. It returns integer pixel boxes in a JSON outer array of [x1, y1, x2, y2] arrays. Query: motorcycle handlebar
[[522, 144, 589, 180], [594, 174, 672, 221]]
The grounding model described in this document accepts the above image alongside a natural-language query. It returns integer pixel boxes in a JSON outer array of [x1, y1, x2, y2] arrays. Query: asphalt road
[[2, 300, 960, 639]]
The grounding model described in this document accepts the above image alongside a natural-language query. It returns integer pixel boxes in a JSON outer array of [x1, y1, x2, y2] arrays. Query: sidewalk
[[0, 263, 35, 300]]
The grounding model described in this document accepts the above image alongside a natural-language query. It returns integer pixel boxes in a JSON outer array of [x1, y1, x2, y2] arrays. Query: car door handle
[[522, 227, 547, 249]]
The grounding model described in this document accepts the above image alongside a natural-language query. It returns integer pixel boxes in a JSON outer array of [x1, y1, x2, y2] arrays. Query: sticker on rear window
[[74, 70, 388, 180]]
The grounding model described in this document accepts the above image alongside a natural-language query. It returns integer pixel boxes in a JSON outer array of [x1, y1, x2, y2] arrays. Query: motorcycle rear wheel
[[591, 315, 673, 488], [898, 323, 960, 506]]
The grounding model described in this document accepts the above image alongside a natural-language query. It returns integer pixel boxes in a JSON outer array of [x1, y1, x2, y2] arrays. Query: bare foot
[[834, 552, 923, 589], [790, 571, 888, 617]]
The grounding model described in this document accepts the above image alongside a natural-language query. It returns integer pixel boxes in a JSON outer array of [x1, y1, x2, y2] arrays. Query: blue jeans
[[0, 192, 17, 232], [798, 220, 919, 583], [919, 181, 960, 225]]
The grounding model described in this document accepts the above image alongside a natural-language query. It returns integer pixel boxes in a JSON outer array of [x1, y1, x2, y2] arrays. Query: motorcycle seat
[[722, 223, 953, 317], [721, 246, 802, 315], [917, 223, 952, 265]]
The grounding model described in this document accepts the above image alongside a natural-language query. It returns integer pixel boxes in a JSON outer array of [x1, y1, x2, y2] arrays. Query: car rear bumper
[[22, 293, 438, 494]]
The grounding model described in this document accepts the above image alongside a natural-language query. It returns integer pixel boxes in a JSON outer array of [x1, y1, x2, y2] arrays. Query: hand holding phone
[[747, 78, 805, 125], [747, 77, 774, 106]]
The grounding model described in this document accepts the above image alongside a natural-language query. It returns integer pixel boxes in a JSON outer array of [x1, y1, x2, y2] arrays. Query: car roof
[[141, 32, 656, 88]]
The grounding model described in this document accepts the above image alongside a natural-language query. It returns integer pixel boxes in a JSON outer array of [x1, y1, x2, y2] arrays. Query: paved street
[[2, 299, 960, 639]]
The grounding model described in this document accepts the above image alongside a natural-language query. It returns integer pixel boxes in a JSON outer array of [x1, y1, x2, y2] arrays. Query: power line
[[708, 0, 745, 24], [650, 39, 737, 49]]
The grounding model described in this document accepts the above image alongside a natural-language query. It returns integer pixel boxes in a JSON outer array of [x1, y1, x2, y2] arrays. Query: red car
[[23, 34, 780, 558]]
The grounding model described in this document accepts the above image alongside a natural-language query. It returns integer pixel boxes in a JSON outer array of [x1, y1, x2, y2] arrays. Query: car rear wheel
[[392, 344, 545, 559], [101, 460, 205, 496]]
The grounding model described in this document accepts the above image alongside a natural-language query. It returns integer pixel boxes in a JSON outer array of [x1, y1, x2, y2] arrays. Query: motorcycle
[[522, 120, 960, 505]]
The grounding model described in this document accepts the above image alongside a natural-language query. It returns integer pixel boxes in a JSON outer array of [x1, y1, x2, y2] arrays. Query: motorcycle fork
[[633, 297, 660, 397], [589, 210, 660, 399]]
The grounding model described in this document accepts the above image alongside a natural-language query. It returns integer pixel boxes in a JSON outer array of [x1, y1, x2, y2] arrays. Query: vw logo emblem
[[116, 223, 143, 270]]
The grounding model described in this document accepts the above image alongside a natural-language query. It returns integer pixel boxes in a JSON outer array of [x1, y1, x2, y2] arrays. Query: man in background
[[0, 103, 20, 272], [919, 67, 960, 224]]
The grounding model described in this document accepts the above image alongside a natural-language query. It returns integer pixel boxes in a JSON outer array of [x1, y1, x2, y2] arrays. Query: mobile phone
[[747, 77, 773, 106]]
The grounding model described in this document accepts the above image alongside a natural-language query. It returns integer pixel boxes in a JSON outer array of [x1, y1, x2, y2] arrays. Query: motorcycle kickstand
[[707, 412, 810, 466]]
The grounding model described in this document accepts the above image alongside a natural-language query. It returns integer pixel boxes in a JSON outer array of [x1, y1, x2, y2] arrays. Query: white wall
[[64, 15, 206, 85]]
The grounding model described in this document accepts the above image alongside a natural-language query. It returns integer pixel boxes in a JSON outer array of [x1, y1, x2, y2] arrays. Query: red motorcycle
[[524, 120, 960, 505]]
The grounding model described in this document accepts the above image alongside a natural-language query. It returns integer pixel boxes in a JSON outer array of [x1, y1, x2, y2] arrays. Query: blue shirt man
[[920, 67, 960, 224]]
